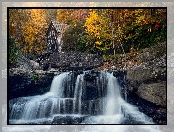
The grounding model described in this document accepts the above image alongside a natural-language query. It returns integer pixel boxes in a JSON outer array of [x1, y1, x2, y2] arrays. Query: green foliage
[[31, 73, 39, 80], [102, 54, 109, 62], [123, 9, 166, 51], [77, 32, 88, 52], [9, 36, 20, 66], [62, 20, 87, 52], [103, 54, 120, 62]]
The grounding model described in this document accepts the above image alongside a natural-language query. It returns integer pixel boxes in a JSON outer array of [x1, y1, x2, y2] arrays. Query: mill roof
[[51, 21, 69, 33]]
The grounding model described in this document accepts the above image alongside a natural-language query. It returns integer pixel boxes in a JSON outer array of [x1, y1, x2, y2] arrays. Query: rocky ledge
[[36, 51, 103, 71], [125, 60, 166, 107], [9, 68, 55, 99]]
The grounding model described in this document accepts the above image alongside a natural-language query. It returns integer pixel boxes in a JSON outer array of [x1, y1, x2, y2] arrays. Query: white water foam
[[73, 74, 84, 114], [83, 72, 154, 124], [9, 71, 158, 125], [50, 72, 70, 97]]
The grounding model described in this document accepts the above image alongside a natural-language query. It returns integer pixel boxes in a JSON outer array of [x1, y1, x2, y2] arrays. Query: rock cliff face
[[9, 69, 55, 99], [119, 55, 166, 124], [125, 55, 166, 107], [136, 82, 166, 107], [110, 42, 167, 108]]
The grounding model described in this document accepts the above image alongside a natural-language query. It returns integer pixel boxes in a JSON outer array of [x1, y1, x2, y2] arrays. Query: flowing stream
[[9, 71, 154, 124]]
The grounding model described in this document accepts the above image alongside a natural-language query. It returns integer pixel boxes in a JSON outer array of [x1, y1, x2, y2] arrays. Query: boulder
[[136, 82, 166, 107], [126, 66, 166, 84], [126, 65, 166, 94], [122, 53, 166, 107]]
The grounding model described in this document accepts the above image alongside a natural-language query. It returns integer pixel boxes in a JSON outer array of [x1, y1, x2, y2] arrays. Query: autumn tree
[[21, 9, 48, 54], [46, 9, 57, 24], [9, 9, 28, 46], [84, 9, 112, 54], [9, 9, 27, 65], [121, 9, 167, 51], [57, 9, 89, 52], [9, 9, 49, 57], [103, 8, 167, 53], [56, 9, 75, 25], [54, 8, 167, 55]]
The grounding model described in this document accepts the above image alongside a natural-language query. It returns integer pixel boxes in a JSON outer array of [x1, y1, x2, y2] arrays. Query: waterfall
[[104, 72, 121, 115], [73, 74, 84, 114], [50, 72, 70, 97], [9, 71, 154, 124], [123, 75, 127, 102]]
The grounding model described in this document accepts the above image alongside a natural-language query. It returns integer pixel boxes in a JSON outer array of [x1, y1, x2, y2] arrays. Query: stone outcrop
[[37, 52, 103, 71], [126, 66, 166, 84], [125, 55, 166, 107], [9, 68, 55, 99], [136, 82, 166, 106], [110, 42, 167, 108], [113, 67, 166, 107], [8, 69, 101, 100]]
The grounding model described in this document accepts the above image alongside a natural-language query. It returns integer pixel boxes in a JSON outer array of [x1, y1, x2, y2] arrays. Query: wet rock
[[43, 61, 49, 71], [125, 91, 167, 124], [9, 71, 55, 99], [52, 115, 88, 124], [111, 45, 167, 124], [126, 66, 166, 83]]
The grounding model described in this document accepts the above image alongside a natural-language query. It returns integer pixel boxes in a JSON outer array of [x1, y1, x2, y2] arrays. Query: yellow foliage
[[95, 41, 102, 45], [22, 9, 47, 53], [57, 9, 76, 25], [84, 9, 111, 51]]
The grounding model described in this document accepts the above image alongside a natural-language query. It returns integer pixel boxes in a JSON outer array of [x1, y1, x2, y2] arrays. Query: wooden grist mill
[[46, 21, 69, 53]]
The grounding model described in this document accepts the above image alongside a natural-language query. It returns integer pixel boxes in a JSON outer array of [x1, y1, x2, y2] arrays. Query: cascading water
[[9, 71, 154, 124], [73, 74, 84, 114], [105, 72, 121, 115], [50, 72, 70, 97], [82, 72, 153, 124]]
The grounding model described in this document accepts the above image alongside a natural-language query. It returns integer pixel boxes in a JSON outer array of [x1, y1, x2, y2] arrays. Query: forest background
[[9, 8, 166, 66]]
